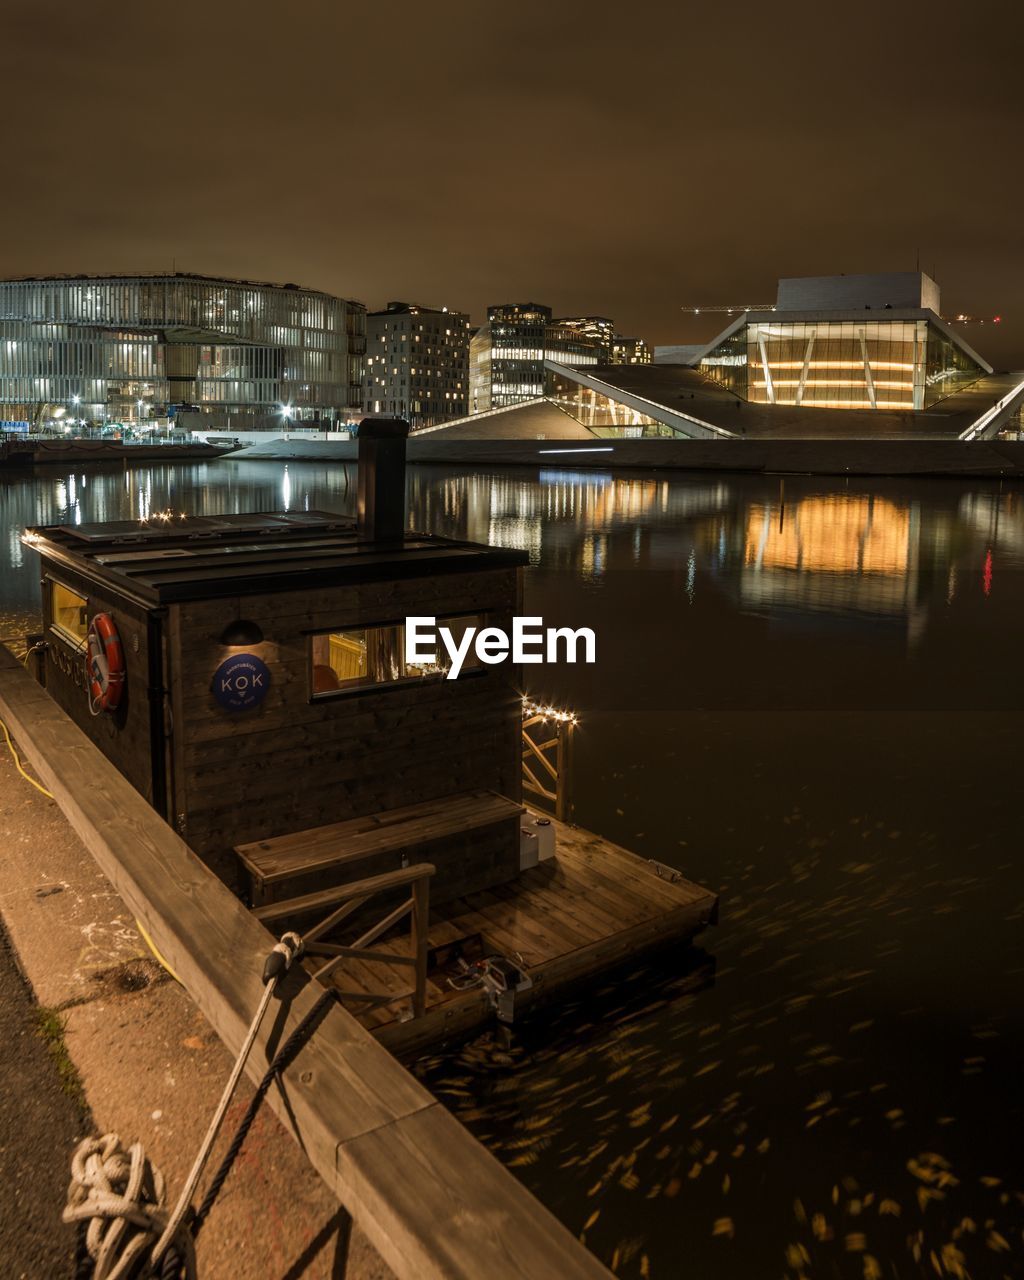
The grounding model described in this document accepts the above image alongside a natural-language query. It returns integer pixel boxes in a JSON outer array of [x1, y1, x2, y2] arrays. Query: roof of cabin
[[23, 510, 528, 605]]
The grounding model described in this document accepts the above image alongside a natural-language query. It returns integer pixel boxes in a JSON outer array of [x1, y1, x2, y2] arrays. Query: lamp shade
[[219, 619, 264, 647]]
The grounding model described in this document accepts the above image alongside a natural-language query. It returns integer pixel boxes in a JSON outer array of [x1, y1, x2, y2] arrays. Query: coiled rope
[[63, 933, 336, 1279], [63, 1134, 195, 1279]]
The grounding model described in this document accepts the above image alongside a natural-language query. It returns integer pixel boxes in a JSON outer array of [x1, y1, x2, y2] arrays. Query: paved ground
[[0, 740, 392, 1279], [0, 922, 84, 1278]]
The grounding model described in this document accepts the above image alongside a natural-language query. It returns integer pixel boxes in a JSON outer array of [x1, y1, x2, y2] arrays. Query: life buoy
[[86, 613, 125, 714]]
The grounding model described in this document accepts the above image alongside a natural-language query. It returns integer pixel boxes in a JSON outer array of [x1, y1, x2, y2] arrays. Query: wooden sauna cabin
[[22, 419, 718, 1053]]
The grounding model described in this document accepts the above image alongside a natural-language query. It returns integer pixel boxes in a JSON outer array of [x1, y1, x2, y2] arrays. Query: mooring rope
[[64, 932, 331, 1278], [63, 1134, 195, 1279]]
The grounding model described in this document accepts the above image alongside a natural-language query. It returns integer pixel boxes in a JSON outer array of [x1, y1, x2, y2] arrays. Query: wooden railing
[[253, 864, 434, 1020], [522, 708, 574, 822]]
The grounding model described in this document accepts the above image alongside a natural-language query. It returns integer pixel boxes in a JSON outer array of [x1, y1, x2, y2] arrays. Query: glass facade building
[[0, 274, 366, 427], [545, 369, 687, 437], [470, 303, 605, 413], [697, 278, 988, 412]]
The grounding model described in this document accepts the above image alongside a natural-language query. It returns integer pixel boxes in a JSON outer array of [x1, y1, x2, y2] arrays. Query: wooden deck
[[307, 819, 718, 1058]]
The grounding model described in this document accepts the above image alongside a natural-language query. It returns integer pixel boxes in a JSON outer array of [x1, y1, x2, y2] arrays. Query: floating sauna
[[23, 419, 717, 1052]]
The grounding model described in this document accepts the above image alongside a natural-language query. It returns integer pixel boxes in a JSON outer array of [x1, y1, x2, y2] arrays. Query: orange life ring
[[86, 613, 125, 714]]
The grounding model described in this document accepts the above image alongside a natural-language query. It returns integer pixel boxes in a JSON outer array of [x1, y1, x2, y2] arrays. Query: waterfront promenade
[[0, 742, 393, 1279], [229, 435, 1024, 479]]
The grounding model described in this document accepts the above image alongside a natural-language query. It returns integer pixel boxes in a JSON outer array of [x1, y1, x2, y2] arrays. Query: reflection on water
[[3, 461, 1023, 1278]]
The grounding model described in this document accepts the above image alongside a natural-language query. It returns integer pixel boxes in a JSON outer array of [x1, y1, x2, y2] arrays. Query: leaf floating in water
[[785, 1243, 811, 1268], [722, 1174, 731, 1194], [663, 1178, 682, 1199], [692, 1114, 712, 1131], [756, 1137, 770, 1154], [862, 1256, 882, 1280], [711, 1217, 734, 1239], [845, 1232, 867, 1252], [985, 1229, 1010, 1252], [583, 1210, 600, 1232], [640, 1256, 650, 1278], [979, 1176, 1002, 1187], [878, 1199, 901, 1217], [916, 1186, 945, 1212]]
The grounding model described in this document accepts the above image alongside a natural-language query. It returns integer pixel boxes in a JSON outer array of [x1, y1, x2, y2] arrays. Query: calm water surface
[[2, 460, 1023, 1279]]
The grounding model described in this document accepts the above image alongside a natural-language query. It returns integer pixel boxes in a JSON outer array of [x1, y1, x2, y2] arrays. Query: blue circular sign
[[211, 653, 271, 711]]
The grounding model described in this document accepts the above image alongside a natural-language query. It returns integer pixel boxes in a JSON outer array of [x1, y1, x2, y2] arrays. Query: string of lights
[[521, 696, 579, 725]]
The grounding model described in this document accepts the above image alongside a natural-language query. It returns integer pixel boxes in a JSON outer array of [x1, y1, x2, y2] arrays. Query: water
[[3, 460, 1022, 1279]]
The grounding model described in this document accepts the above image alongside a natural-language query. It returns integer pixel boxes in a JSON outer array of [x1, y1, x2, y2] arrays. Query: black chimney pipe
[[356, 417, 409, 542]]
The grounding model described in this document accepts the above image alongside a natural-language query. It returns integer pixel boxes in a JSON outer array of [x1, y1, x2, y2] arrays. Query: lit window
[[50, 580, 89, 649], [310, 614, 486, 696]]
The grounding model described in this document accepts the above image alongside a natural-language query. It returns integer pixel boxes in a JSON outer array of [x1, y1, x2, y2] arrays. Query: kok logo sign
[[211, 653, 271, 712]]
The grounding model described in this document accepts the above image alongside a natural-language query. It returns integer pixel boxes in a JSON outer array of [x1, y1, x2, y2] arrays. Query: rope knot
[[64, 1134, 194, 1278]]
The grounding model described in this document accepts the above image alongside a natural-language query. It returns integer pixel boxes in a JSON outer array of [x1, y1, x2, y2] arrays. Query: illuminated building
[[470, 303, 606, 413], [696, 273, 990, 411], [610, 335, 652, 365], [0, 273, 365, 428], [363, 301, 470, 427], [554, 316, 615, 354]]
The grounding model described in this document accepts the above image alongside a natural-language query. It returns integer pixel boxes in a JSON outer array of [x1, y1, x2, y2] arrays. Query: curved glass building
[[0, 273, 366, 428], [696, 273, 991, 412]]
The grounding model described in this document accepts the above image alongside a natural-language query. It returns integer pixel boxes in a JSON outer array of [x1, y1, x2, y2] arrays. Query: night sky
[[2, 1, 1022, 365]]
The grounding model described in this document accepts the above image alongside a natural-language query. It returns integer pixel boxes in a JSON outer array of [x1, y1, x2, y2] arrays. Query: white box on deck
[[521, 813, 556, 864]]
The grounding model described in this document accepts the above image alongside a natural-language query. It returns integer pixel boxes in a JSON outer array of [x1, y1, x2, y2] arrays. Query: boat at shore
[[16, 417, 716, 1055]]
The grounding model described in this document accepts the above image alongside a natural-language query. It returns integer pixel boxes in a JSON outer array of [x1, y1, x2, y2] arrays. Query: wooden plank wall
[[35, 563, 159, 805], [170, 567, 523, 890]]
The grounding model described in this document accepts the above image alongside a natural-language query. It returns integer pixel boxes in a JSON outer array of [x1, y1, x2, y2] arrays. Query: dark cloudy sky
[[2, 1, 1022, 364]]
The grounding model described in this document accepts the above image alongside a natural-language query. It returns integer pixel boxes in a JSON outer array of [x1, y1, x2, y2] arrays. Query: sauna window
[[50, 580, 89, 649], [310, 614, 485, 697]]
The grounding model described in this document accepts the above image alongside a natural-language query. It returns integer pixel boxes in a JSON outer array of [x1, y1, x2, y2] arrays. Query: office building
[[363, 301, 470, 427], [610, 335, 652, 365], [469, 303, 606, 413], [0, 273, 366, 428]]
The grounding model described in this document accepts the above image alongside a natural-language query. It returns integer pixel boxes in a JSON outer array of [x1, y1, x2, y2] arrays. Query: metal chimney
[[356, 417, 409, 542]]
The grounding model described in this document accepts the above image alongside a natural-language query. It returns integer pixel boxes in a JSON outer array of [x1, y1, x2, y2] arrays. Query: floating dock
[[251, 818, 717, 1058]]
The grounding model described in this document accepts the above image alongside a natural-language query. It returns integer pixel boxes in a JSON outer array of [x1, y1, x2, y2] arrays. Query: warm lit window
[[50, 580, 88, 648], [310, 615, 486, 697]]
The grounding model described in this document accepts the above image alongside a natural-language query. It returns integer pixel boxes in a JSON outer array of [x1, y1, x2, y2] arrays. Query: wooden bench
[[235, 789, 524, 907]]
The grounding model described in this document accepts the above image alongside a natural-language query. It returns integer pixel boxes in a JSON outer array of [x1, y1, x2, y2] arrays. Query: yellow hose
[[134, 917, 182, 984], [2, 710, 180, 984], [0, 715, 54, 801]]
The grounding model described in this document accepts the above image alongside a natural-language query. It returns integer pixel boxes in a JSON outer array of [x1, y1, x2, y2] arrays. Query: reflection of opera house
[[426, 273, 1024, 443], [740, 494, 917, 618]]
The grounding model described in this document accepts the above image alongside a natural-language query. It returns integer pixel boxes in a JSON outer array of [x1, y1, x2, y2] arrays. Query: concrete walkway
[[0, 744, 392, 1280], [226, 434, 1024, 479], [0, 921, 84, 1278]]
